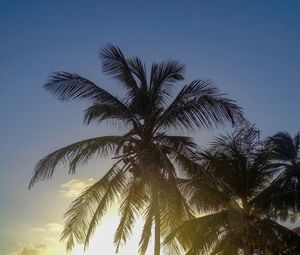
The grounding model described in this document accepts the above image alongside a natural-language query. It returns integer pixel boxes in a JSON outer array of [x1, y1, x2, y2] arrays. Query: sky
[[1, 0, 300, 254]]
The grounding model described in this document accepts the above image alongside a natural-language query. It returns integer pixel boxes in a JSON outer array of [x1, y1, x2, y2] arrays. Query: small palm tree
[[265, 132, 300, 186], [253, 132, 300, 223], [29, 45, 242, 255], [166, 126, 300, 255]]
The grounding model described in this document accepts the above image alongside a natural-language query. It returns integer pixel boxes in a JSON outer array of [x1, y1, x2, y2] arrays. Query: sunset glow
[[69, 217, 153, 255], [7, 180, 153, 255]]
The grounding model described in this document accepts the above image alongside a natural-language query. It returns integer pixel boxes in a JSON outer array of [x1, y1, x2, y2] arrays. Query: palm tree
[[166, 126, 300, 255], [29, 45, 243, 255], [265, 132, 300, 186], [253, 132, 300, 223], [265, 132, 300, 187]]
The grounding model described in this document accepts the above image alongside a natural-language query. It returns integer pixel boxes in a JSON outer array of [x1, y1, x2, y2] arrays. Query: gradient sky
[[1, 1, 300, 254]]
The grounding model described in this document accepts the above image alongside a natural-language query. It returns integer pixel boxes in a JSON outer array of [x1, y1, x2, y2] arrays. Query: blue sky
[[1, 1, 300, 254]]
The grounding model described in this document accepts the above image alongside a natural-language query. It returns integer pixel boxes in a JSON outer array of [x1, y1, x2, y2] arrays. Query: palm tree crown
[[254, 132, 300, 222], [166, 126, 300, 255], [30, 45, 243, 255], [265, 132, 300, 187]]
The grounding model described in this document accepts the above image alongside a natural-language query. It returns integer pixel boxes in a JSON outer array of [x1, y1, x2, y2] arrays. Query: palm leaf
[[83, 167, 127, 248], [159, 80, 242, 130], [159, 177, 193, 255], [265, 132, 298, 161], [156, 135, 198, 157], [45, 72, 121, 104], [100, 45, 138, 95], [165, 211, 227, 254], [149, 60, 185, 107], [29, 136, 121, 188], [252, 181, 300, 221], [139, 204, 154, 255], [128, 56, 147, 90], [210, 233, 240, 255], [60, 165, 122, 251], [114, 177, 148, 252], [83, 101, 140, 129], [264, 220, 300, 254]]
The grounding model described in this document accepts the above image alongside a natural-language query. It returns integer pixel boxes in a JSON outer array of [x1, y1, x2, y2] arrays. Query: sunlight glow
[[68, 213, 153, 255]]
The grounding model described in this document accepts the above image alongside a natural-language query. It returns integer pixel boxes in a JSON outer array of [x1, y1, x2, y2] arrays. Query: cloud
[[9, 243, 47, 255], [43, 237, 58, 243], [60, 178, 96, 198], [28, 223, 63, 233], [44, 223, 63, 232]]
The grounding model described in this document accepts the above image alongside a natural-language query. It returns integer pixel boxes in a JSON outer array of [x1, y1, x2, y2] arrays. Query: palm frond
[[100, 45, 138, 95], [263, 220, 300, 254], [173, 151, 207, 178], [201, 125, 272, 201], [263, 131, 300, 192], [156, 135, 198, 157], [60, 165, 122, 251], [294, 132, 300, 154], [149, 60, 185, 107], [139, 204, 154, 255], [160, 177, 193, 228], [182, 176, 231, 213], [114, 177, 148, 252], [127, 56, 147, 90], [210, 123, 260, 152], [165, 211, 227, 254], [83, 167, 127, 248], [251, 181, 300, 221], [210, 233, 240, 255], [83, 101, 139, 129], [29, 136, 121, 188], [125, 56, 150, 116], [158, 80, 243, 130], [45, 72, 121, 104], [265, 132, 297, 161]]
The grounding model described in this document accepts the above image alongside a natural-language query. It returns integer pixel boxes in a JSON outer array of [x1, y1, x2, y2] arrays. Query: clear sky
[[1, 1, 300, 254]]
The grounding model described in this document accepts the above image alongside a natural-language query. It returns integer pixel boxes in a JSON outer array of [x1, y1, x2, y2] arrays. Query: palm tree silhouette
[[265, 132, 300, 186], [253, 132, 300, 223], [166, 126, 300, 255], [29, 45, 242, 255]]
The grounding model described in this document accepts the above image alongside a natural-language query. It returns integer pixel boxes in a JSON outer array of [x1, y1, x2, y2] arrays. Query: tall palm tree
[[29, 45, 242, 255], [166, 126, 300, 255]]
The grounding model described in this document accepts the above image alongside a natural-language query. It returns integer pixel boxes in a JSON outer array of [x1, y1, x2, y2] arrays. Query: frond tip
[[29, 136, 121, 189], [45, 72, 101, 101]]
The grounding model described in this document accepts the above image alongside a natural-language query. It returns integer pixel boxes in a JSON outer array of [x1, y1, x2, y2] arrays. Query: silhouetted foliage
[[30, 45, 243, 255], [166, 125, 300, 255]]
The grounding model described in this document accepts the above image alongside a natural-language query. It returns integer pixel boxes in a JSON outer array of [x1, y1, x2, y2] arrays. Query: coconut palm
[[253, 132, 300, 223], [29, 45, 242, 255], [166, 126, 300, 255], [265, 132, 300, 185]]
